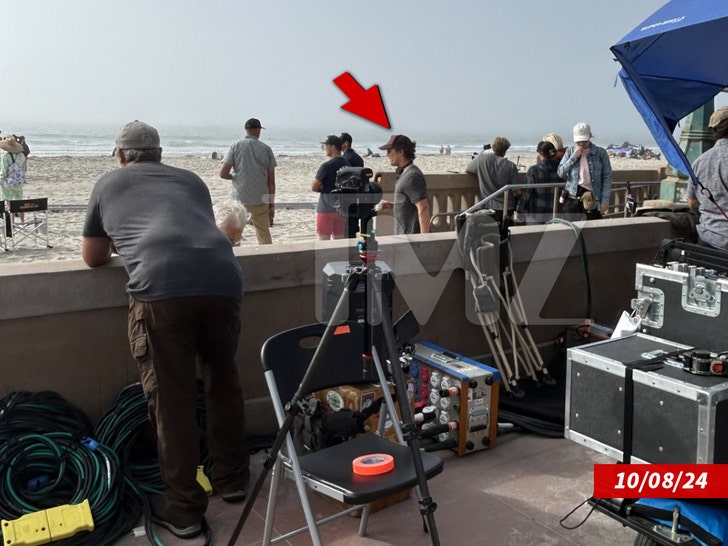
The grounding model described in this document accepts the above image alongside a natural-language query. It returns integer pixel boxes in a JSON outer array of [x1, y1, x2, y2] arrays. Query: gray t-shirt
[[394, 164, 428, 234], [223, 135, 277, 205], [466, 152, 519, 210], [83, 161, 243, 301], [689, 139, 728, 250]]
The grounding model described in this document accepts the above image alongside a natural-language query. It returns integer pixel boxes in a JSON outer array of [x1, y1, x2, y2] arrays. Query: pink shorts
[[316, 212, 346, 237]]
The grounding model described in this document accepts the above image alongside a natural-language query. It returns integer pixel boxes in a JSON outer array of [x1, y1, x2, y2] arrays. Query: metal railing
[[430, 180, 662, 230]]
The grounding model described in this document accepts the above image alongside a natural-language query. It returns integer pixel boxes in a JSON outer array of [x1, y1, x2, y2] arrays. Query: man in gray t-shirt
[[378, 134, 430, 235], [688, 106, 728, 250], [465, 136, 519, 225], [220, 118, 277, 244], [83, 121, 250, 539]]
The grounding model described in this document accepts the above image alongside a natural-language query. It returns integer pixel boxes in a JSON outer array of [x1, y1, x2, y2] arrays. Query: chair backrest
[[9, 198, 48, 214], [261, 322, 377, 405]]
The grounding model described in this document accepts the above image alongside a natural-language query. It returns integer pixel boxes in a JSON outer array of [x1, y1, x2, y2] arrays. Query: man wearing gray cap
[[220, 118, 277, 244], [688, 106, 728, 250], [82, 121, 250, 539]]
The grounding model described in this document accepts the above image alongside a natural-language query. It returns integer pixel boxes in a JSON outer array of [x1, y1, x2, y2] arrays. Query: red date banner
[[594, 464, 728, 498]]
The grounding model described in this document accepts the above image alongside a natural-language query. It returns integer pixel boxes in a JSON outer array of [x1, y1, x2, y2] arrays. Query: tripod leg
[[372, 353, 405, 444], [261, 459, 280, 545], [371, 272, 441, 546], [227, 273, 360, 546]]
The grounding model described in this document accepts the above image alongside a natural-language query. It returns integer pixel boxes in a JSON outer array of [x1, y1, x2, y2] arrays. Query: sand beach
[[1, 152, 667, 264]]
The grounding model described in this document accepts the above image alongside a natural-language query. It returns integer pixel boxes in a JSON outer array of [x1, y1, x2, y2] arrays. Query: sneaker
[[149, 494, 202, 539], [151, 516, 202, 539], [221, 488, 247, 503]]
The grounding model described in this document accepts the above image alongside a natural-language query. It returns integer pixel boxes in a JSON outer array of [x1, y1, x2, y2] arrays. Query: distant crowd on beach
[[213, 119, 629, 242], [0, 118, 668, 253]]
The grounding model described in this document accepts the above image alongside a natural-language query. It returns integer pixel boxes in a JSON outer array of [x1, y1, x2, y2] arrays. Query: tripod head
[[331, 166, 383, 238]]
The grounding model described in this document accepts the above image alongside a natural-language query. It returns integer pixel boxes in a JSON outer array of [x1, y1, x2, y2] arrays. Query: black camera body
[[331, 167, 383, 220]]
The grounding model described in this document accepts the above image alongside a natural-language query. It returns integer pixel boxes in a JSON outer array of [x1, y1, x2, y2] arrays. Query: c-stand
[[227, 214, 440, 546]]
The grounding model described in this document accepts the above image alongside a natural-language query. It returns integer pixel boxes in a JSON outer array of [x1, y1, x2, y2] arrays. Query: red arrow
[[333, 72, 391, 129]]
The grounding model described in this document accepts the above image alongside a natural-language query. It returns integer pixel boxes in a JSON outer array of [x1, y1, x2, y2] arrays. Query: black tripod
[[226, 216, 440, 546]]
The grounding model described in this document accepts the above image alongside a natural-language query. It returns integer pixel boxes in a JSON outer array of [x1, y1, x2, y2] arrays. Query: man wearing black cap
[[378, 134, 430, 234], [220, 118, 277, 244], [82, 121, 250, 539], [312, 135, 350, 240], [340, 132, 364, 237], [688, 106, 728, 250]]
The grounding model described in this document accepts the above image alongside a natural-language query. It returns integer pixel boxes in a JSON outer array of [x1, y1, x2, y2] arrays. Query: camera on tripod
[[331, 166, 383, 220]]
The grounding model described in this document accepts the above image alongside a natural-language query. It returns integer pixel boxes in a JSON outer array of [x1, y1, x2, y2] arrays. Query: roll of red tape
[[352, 453, 395, 475]]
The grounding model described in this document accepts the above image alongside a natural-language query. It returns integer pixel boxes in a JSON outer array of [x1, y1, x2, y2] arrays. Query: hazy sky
[[4, 0, 701, 145]]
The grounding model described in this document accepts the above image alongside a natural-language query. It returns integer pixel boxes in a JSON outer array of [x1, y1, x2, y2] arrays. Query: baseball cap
[[572, 123, 592, 142], [115, 120, 160, 149], [542, 133, 564, 150], [378, 134, 413, 151], [323, 135, 342, 147], [244, 118, 264, 129], [709, 107, 728, 131]]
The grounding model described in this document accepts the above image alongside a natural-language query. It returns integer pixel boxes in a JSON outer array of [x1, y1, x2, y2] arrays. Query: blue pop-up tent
[[610, 0, 728, 184]]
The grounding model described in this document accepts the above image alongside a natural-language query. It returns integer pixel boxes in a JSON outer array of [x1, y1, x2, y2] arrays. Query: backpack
[[3, 154, 25, 188]]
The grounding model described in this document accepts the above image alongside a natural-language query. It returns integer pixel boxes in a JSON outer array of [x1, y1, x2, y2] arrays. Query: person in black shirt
[[311, 135, 350, 240]]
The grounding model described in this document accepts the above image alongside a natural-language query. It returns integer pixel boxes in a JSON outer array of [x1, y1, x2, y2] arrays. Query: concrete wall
[[0, 217, 678, 434], [373, 168, 665, 234]]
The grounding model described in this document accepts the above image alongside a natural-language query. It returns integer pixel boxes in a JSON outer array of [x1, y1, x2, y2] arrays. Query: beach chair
[[0, 201, 8, 251], [7, 198, 52, 250], [260, 321, 444, 545]]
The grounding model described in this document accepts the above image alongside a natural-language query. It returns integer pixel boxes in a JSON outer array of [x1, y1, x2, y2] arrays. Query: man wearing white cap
[[557, 122, 613, 220], [688, 106, 728, 250]]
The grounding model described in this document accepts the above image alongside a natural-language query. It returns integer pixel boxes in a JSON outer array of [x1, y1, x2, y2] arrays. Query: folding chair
[[260, 321, 444, 545], [0, 201, 8, 251], [8, 198, 52, 250]]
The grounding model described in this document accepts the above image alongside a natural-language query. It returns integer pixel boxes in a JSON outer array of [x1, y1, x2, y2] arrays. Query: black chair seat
[[297, 434, 444, 505]]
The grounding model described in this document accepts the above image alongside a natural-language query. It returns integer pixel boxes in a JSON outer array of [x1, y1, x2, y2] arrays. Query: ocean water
[[6, 122, 537, 158]]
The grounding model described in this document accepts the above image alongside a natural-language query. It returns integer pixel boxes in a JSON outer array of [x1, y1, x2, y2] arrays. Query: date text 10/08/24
[[593, 464, 728, 498]]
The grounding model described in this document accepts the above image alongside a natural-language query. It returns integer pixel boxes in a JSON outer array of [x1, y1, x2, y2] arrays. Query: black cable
[[0, 431, 138, 546], [546, 218, 593, 320], [497, 409, 564, 438], [0, 391, 93, 445]]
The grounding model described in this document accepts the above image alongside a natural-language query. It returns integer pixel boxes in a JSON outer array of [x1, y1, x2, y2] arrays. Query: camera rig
[[331, 166, 383, 236]]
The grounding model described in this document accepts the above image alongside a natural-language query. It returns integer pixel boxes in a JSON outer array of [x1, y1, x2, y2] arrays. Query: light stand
[[227, 214, 440, 546]]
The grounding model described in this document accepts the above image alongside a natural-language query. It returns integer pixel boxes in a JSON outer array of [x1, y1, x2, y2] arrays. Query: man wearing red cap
[[378, 135, 430, 234]]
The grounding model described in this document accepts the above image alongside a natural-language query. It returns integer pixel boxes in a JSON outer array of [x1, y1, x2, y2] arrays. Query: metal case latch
[[682, 267, 720, 317]]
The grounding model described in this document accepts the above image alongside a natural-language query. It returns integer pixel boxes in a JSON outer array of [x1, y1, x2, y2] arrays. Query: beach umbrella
[[610, 0, 728, 183]]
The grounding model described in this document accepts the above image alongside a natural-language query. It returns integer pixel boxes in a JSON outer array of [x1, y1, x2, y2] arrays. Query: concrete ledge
[[0, 217, 679, 432]]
